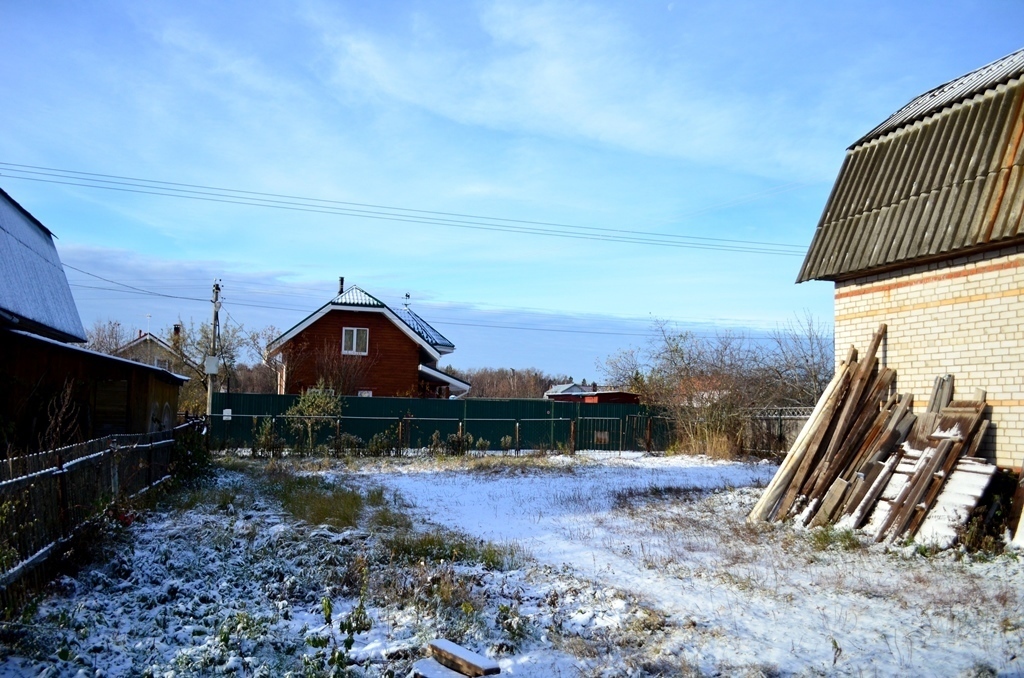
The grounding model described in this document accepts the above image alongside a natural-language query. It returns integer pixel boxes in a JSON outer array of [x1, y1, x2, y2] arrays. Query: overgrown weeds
[[265, 474, 363, 529], [381, 528, 529, 571], [810, 525, 861, 552]]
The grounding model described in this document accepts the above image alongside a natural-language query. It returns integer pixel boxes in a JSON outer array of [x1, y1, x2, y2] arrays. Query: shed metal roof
[[0, 187, 86, 342], [798, 49, 1024, 283]]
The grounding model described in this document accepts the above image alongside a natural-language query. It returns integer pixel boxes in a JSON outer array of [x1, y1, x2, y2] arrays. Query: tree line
[[600, 314, 834, 455]]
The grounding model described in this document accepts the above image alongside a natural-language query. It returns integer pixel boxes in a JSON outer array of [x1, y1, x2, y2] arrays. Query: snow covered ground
[[2, 452, 1022, 676]]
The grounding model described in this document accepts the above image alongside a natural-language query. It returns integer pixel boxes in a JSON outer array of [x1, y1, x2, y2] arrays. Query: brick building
[[799, 48, 1024, 470]]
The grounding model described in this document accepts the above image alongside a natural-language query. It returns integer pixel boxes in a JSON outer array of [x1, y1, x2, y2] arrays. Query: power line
[[65, 265, 771, 339], [2, 162, 806, 255]]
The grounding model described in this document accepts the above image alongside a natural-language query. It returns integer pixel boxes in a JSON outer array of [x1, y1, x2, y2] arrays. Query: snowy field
[[2, 452, 1022, 676]]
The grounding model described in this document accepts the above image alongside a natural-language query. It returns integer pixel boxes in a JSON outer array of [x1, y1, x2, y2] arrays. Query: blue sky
[[2, 1, 1022, 379]]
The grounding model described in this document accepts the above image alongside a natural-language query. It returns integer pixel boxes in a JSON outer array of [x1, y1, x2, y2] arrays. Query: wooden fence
[[0, 420, 203, 617]]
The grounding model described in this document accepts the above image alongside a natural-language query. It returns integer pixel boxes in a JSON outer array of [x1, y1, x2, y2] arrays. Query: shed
[[0, 186, 187, 451], [798, 48, 1024, 469]]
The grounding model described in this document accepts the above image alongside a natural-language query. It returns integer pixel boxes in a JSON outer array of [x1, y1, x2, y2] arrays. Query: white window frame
[[342, 327, 369, 355]]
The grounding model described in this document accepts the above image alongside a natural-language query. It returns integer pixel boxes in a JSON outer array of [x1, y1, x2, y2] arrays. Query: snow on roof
[[394, 306, 454, 351], [268, 285, 454, 357], [0, 187, 86, 343], [331, 286, 386, 308]]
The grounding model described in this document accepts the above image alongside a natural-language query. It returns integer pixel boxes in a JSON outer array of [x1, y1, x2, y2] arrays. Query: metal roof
[[268, 285, 454, 357], [0, 187, 86, 342], [858, 48, 1024, 145], [798, 51, 1024, 283], [332, 286, 386, 308], [394, 307, 454, 352]]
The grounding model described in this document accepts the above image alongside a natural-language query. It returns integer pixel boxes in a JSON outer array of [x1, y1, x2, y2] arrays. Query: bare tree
[[163, 319, 246, 413], [285, 338, 378, 396], [763, 312, 835, 406], [442, 366, 574, 398], [603, 323, 772, 456], [84, 319, 134, 354]]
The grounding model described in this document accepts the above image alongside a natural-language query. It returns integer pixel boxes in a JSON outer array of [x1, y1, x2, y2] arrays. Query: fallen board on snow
[[412, 658, 473, 678], [915, 457, 998, 549], [428, 639, 500, 676]]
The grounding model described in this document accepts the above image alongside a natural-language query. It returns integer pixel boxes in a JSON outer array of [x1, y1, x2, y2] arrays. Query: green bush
[[445, 432, 474, 456], [367, 426, 400, 456]]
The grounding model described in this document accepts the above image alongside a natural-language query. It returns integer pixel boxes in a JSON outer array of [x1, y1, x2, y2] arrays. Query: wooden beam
[[428, 639, 501, 676]]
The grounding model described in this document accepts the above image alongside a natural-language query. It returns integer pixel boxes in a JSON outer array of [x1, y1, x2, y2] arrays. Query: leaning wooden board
[[916, 457, 997, 549]]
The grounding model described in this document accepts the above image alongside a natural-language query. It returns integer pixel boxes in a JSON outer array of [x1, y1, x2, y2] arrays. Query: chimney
[[173, 324, 181, 337], [138, 329, 143, 338], [338, 276, 345, 294]]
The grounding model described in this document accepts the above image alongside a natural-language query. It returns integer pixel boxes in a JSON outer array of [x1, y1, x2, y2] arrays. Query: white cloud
[[309, 0, 842, 180]]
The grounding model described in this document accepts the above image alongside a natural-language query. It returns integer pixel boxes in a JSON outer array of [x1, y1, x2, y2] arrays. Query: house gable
[[268, 286, 450, 362], [280, 309, 423, 396], [798, 48, 1024, 283]]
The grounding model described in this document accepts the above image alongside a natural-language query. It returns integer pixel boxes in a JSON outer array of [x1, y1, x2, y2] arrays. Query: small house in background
[[798, 48, 1024, 470], [0, 187, 187, 451], [267, 279, 470, 398], [545, 383, 640, 405], [114, 330, 180, 371]]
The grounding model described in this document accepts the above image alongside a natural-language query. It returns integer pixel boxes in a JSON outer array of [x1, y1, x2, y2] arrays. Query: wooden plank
[[807, 367, 895, 502], [905, 400, 987, 539], [429, 639, 501, 676], [774, 360, 855, 520], [808, 478, 850, 527], [886, 440, 955, 541], [916, 458, 997, 549], [873, 442, 947, 541], [851, 448, 905, 529], [748, 359, 853, 522], [965, 420, 989, 458], [413, 658, 471, 678]]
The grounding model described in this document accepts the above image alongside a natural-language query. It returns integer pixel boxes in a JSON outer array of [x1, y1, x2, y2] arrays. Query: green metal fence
[[210, 393, 671, 453]]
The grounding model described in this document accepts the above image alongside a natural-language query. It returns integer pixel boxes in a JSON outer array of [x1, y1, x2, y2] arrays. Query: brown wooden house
[[268, 281, 470, 398], [0, 186, 187, 451]]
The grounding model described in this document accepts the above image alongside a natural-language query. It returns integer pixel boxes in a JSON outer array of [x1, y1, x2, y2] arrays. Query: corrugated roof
[[332, 286, 386, 308], [798, 50, 1024, 283], [0, 187, 86, 342], [268, 284, 455, 357], [394, 307, 454, 352], [858, 48, 1024, 145]]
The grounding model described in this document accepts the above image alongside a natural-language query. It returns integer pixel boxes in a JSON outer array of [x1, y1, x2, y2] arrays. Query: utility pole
[[205, 281, 222, 418]]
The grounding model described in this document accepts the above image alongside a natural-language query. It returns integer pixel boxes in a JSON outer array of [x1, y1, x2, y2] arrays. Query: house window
[[342, 327, 369, 355], [155, 358, 171, 371]]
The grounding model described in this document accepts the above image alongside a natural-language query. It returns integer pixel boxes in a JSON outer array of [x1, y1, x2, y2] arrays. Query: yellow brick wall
[[833, 244, 1024, 470]]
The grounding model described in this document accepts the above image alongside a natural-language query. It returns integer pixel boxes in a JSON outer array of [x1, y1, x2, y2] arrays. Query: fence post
[[109, 438, 120, 503], [645, 418, 652, 454], [515, 421, 520, 455], [569, 419, 576, 455], [55, 451, 70, 538]]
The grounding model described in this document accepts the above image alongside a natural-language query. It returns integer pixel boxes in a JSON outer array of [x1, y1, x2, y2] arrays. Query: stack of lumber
[[749, 324, 997, 547]]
